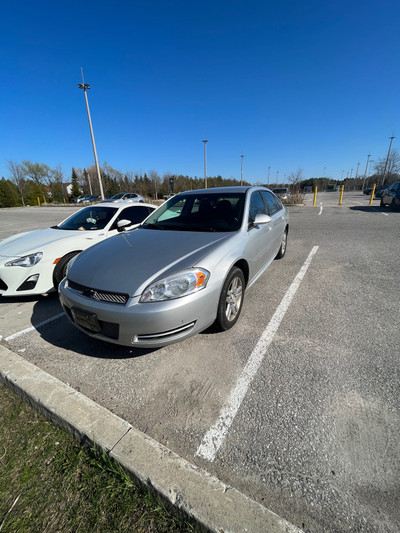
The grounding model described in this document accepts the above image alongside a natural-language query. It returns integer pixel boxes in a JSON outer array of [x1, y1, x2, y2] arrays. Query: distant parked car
[[163, 193, 176, 200], [85, 195, 101, 203], [105, 193, 146, 203], [0, 201, 157, 297], [374, 186, 388, 199], [272, 188, 289, 200], [380, 182, 400, 209], [363, 185, 387, 197], [74, 195, 91, 203]]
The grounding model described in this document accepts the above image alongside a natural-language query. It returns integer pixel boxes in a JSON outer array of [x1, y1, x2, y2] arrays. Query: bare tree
[[288, 168, 303, 192], [8, 160, 26, 206], [49, 164, 65, 202], [374, 150, 400, 185], [22, 160, 51, 185], [149, 170, 161, 199]]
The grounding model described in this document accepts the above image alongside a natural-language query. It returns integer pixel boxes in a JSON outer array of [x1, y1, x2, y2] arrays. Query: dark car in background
[[272, 187, 289, 200], [380, 182, 400, 209]]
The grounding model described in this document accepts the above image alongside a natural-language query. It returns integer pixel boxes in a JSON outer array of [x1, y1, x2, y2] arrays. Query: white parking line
[[382, 213, 389, 216], [318, 203, 323, 216], [196, 246, 319, 462], [4, 313, 65, 342]]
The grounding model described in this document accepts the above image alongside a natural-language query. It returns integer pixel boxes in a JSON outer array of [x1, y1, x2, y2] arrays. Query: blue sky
[[1, 0, 400, 184]]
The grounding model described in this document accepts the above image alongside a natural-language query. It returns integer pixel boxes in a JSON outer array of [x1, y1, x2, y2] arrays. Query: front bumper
[[59, 278, 221, 348], [0, 261, 54, 297]]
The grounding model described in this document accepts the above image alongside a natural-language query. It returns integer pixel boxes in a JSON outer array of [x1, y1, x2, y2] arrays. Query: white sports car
[[0, 201, 157, 297]]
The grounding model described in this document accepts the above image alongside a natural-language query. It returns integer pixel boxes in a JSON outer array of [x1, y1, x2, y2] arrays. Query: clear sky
[[1, 0, 400, 185]]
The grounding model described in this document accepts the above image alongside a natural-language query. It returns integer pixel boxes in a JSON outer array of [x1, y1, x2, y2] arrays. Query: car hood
[[0, 228, 100, 258], [68, 228, 235, 296]]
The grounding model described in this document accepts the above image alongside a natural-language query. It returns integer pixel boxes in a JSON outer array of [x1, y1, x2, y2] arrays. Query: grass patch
[[0, 383, 195, 532]]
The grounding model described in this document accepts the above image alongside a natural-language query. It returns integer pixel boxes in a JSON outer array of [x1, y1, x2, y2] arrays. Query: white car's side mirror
[[117, 219, 132, 231]]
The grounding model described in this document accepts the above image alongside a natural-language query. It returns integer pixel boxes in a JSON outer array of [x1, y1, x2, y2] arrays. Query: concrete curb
[[0, 345, 302, 533]]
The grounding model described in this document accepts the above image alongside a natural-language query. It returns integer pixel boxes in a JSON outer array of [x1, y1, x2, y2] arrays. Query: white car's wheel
[[53, 252, 80, 289]]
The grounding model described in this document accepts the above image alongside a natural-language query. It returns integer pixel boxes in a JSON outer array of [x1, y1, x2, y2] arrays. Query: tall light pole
[[362, 154, 371, 191], [355, 161, 360, 179], [202, 140, 208, 189], [78, 70, 105, 200], [381, 135, 396, 185], [267, 166, 271, 187], [240, 155, 244, 186]]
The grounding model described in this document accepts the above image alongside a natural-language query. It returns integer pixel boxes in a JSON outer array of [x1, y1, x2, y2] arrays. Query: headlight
[[5, 252, 43, 267], [140, 268, 209, 302]]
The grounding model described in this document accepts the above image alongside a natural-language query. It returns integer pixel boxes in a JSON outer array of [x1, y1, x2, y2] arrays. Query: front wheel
[[215, 267, 245, 331], [53, 252, 80, 289]]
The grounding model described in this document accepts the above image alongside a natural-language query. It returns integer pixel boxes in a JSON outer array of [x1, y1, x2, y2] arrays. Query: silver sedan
[[59, 186, 289, 348]]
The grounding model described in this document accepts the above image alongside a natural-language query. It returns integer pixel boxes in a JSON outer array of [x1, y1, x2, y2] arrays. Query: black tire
[[53, 252, 80, 289], [275, 228, 288, 259], [215, 267, 245, 331]]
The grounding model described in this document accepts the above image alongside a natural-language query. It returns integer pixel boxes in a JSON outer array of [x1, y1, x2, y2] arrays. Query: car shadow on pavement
[[30, 296, 158, 360], [349, 205, 399, 213]]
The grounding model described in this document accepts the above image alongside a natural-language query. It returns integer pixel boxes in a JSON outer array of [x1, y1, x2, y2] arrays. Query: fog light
[[17, 274, 39, 291]]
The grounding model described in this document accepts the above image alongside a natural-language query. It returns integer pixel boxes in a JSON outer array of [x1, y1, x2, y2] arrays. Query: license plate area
[[71, 307, 101, 333]]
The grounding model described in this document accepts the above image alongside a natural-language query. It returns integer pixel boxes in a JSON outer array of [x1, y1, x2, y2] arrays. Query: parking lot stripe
[[196, 246, 319, 462], [4, 313, 65, 342]]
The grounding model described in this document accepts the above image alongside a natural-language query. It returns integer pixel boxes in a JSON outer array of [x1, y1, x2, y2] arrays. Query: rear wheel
[[275, 228, 288, 259], [215, 267, 245, 331], [53, 252, 80, 289]]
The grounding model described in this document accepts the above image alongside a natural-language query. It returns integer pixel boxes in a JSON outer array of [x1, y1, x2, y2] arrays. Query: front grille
[[67, 280, 129, 305], [0, 278, 8, 291], [63, 305, 120, 340]]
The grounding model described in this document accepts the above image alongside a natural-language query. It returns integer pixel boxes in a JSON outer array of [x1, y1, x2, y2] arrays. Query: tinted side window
[[248, 192, 267, 224], [261, 191, 281, 215], [117, 206, 153, 224]]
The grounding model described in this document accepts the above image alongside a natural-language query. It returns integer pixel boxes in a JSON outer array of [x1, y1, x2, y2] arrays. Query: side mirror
[[253, 213, 272, 226], [117, 219, 132, 232]]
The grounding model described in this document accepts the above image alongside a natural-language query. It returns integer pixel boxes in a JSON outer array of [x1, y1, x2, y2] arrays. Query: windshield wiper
[[50, 225, 59, 229], [168, 225, 216, 232], [143, 223, 169, 230]]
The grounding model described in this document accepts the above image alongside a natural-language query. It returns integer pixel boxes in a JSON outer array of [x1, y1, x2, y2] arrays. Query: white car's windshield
[[56, 206, 118, 231], [143, 192, 245, 232]]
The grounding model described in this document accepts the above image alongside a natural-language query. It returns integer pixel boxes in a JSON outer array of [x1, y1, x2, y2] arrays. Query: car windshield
[[55, 206, 118, 231], [142, 192, 245, 232], [111, 193, 125, 199]]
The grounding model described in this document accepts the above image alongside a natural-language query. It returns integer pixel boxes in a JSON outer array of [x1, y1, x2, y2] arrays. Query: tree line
[[0, 160, 252, 208], [1, 150, 399, 207]]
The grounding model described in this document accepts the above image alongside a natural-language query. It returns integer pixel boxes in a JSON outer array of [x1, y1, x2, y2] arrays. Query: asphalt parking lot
[[1, 192, 399, 532]]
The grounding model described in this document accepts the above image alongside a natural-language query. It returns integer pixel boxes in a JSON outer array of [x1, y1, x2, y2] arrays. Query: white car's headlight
[[5, 252, 43, 267], [140, 268, 209, 302]]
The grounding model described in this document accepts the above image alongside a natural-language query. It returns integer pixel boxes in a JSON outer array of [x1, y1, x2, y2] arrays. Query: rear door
[[260, 191, 286, 255]]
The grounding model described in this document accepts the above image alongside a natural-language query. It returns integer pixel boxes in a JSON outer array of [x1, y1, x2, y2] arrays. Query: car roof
[[86, 201, 157, 209], [174, 186, 271, 195]]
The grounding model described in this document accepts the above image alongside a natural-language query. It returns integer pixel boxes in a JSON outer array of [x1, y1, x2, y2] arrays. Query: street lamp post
[[362, 154, 371, 191], [202, 140, 208, 189], [240, 155, 244, 186], [267, 166, 271, 187], [381, 135, 396, 185], [78, 72, 105, 200]]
